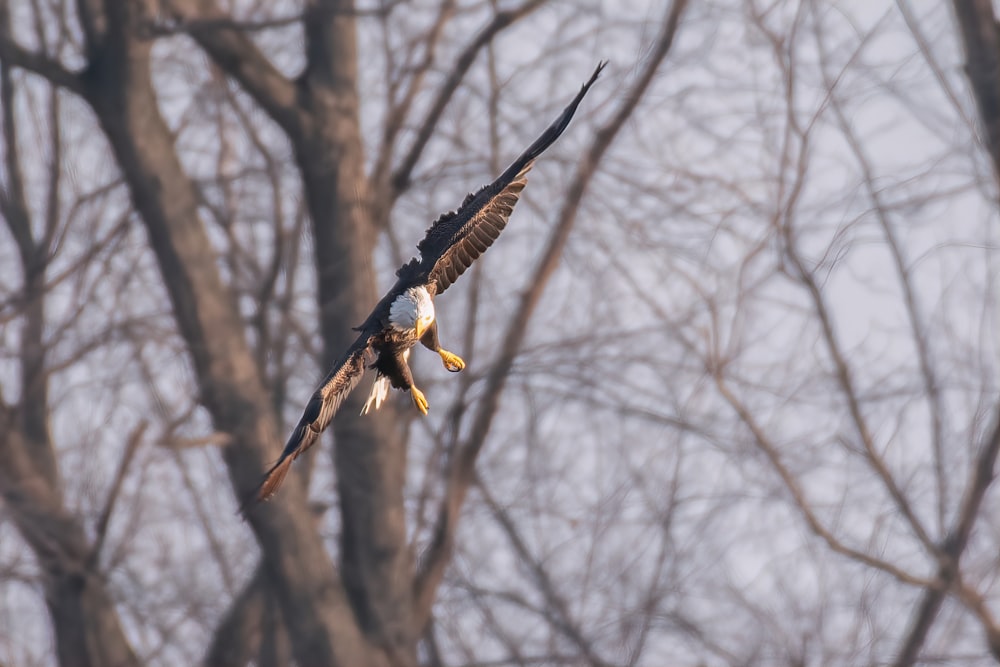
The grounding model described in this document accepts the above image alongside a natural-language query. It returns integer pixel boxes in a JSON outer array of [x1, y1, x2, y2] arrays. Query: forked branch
[[412, 0, 691, 627]]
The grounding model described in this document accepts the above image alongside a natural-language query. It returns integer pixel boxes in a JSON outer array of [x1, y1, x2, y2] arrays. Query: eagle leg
[[420, 320, 465, 372], [410, 385, 429, 415], [385, 348, 429, 414], [438, 349, 465, 373]]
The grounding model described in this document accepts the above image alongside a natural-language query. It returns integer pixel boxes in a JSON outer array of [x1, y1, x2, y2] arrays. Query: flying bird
[[255, 62, 606, 502]]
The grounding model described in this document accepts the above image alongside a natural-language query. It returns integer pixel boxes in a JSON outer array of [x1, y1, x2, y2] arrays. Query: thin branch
[[811, 14, 949, 534], [412, 0, 691, 626], [142, 12, 304, 37], [390, 0, 550, 194], [0, 3, 83, 94], [166, 0, 302, 131], [41, 63, 62, 255], [893, 411, 1000, 667], [713, 370, 936, 589], [170, 448, 238, 596], [89, 420, 148, 568], [951, 0, 1000, 187], [0, 47, 34, 264], [896, 0, 973, 130], [760, 4, 936, 556], [954, 577, 1000, 660], [782, 210, 939, 553], [74, 0, 106, 54], [477, 475, 611, 667], [147, 0, 405, 37], [370, 0, 457, 223]]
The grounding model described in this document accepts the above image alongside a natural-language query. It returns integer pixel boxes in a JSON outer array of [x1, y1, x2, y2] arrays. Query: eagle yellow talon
[[410, 386, 429, 415], [439, 349, 465, 373]]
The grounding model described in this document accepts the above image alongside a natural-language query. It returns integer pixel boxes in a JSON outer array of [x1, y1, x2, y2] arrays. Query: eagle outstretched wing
[[417, 62, 606, 295], [254, 333, 375, 502], [248, 63, 605, 507]]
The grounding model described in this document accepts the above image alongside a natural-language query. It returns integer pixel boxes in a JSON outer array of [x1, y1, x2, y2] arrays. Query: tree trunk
[[74, 2, 384, 665], [184, 0, 419, 657], [297, 1, 417, 659], [0, 41, 141, 667]]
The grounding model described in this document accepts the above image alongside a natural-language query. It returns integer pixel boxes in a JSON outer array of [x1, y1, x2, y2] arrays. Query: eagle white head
[[390, 285, 435, 338]]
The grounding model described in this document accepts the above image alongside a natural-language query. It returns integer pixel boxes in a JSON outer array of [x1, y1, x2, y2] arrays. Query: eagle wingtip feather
[[589, 60, 609, 87], [256, 456, 294, 503], [246, 67, 611, 510]]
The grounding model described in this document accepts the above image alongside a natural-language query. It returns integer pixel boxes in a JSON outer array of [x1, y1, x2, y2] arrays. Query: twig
[[89, 420, 148, 568], [412, 0, 691, 627]]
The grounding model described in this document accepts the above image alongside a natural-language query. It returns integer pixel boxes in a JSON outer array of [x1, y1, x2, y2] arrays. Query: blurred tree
[[2, 1, 1000, 667], [0, 0, 685, 665]]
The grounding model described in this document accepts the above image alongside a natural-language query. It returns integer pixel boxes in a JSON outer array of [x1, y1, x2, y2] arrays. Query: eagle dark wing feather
[[417, 62, 606, 295], [427, 168, 529, 293], [254, 332, 375, 502], [247, 63, 606, 507]]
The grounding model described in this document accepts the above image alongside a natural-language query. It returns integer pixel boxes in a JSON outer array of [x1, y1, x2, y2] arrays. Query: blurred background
[[1, 0, 999, 665]]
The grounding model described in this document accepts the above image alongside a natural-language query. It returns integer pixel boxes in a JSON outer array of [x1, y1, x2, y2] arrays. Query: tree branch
[[893, 411, 1000, 667], [144, 12, 304, 37], [764, 9, 936, 556], [203, 565, 267, 667], [713, 370, 936, 589], [884, 5, 1000, 663], [412, 0, 691, 626], [477, 475, 611, 667], [951, 0, 1000, 186], [0, 3, 83, 94], [79, 4, 377, 664], [165, 0, 302, 131], [370, 0, 457, 225], [89, 420, 147, 569], [149, 0, 404, 37], [390, 0, 550, 194], [811, 12, 949, 533], [0, 49, 34, 264]]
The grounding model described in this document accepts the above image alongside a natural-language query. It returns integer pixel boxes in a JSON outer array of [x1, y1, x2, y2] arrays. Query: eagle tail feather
[[361, 375, 391, 415], [257, 456, 295, 503]]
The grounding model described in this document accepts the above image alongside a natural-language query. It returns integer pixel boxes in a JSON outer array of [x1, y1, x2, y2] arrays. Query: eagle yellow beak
[[415, 318, 429, 340]]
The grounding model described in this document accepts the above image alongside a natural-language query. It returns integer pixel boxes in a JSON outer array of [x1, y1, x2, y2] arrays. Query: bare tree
[[2, 1, 1000, 666], [0, 0, 689, 665]]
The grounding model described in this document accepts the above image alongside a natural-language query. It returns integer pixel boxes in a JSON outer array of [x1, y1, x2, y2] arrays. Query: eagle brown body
[[253, 63, 606, 504]]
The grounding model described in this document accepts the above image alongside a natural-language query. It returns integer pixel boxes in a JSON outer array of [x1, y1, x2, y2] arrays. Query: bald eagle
[[256, 63, 605, 502]]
